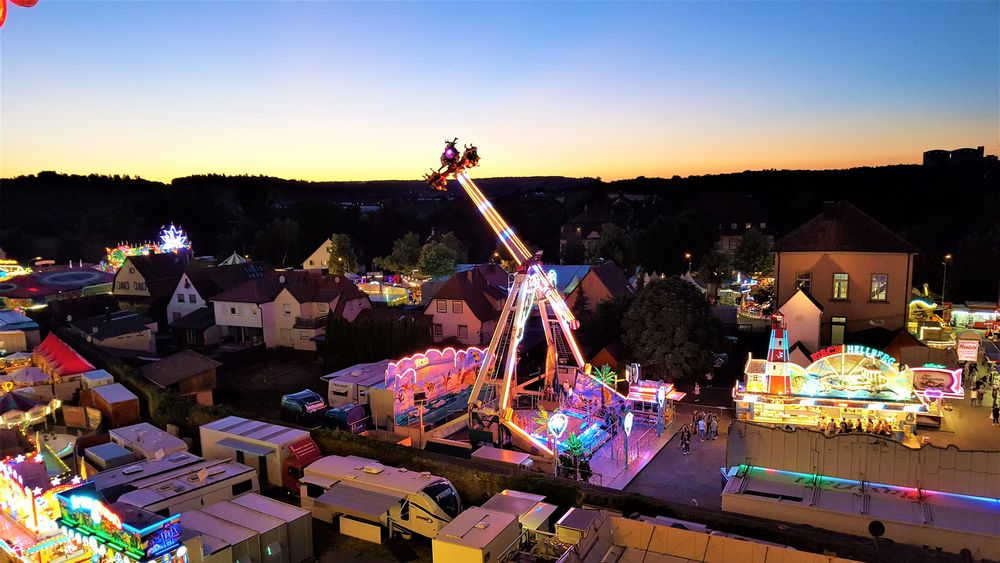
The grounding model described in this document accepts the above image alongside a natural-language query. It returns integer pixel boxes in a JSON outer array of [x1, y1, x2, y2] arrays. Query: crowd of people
[[821, 415, 896, 437], [678, 411, 720, 454]]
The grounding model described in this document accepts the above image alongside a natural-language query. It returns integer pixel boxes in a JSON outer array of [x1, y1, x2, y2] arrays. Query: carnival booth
[[56, 483, 186, 563], [734, 315, 929, 443], [0, 450, 83, 563], [386, 347, 485, 427]]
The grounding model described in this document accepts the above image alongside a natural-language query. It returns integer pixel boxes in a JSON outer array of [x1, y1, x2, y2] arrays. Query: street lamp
[[942, 254, 952, 304], [684, 253, 692, 275]]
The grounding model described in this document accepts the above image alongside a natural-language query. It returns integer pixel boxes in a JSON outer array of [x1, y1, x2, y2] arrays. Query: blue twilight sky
[[1, 1, 997, 181]]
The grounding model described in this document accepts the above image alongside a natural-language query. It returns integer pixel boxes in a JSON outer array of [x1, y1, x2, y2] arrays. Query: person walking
[[708, 415, 718, 440], [697, 416, 706, 441], [971, 387, 978, 407], [992, 404, 999, 426]]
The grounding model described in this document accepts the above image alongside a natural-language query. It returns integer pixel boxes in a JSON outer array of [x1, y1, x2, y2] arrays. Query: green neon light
[[59, 519, 145, 560]]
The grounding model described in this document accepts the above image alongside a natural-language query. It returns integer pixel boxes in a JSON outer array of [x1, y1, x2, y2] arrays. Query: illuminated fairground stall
[[0, 450, 84, 563], [733, 315, 957, 442], [0, 260, 29, 280], [423, 140, 627, 459], [355, 273, 422, 306], [55, 483, 186, 563], [385, 346, 485, 428], [100, 225, 192, 272]]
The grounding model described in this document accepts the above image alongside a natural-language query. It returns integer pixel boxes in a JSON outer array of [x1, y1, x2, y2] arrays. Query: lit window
[[833, 273, 849, 300], [870, 274, 888, 301], [452, 301, 463, 314], [745, 223, 752, 229], [796, 273, 812, 293], [458, 325, 469, 339], [436, 300, 447, 313]]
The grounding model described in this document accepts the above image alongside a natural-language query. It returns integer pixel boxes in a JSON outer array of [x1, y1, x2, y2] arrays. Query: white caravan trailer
[[299, 454, 461, 541]]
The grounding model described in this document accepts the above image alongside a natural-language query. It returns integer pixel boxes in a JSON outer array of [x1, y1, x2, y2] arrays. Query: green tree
[[252, 217, 300, 267], [374, 232, 421, 274], [439, 231, 469, 263], [418, 243, 459, 278], [733, 229, 773, 276], [697, 249, 732, 300], [575, 294, 632, 354], [327, 233, 359, 275], [623, 277, 721, 380], [588, 223, 633, 272], [560, 233, 587, 264]]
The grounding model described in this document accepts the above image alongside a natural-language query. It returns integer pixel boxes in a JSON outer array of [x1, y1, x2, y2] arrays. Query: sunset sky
[[1, 1, 997, 182]]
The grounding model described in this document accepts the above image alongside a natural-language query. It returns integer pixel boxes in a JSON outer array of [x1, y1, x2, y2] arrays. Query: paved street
[[624, 402, 733, 509]]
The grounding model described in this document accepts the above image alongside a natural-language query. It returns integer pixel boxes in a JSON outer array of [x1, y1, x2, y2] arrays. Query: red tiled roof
[[425, 268, 504, 322], [772, 201, 920, 254], [589, 262, 631, 297], [33, 333, 94, 377], [212, 270, 370, 317], [183, 263, 271, 300]]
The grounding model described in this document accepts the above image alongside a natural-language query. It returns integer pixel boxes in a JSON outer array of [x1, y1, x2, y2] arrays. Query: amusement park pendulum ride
[[424, 140, 627, 457]]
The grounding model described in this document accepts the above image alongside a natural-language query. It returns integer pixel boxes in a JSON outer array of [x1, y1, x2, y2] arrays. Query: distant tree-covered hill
[[2, 161, 996, 300]]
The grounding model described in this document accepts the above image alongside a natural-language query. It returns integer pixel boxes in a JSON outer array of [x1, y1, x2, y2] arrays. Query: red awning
[[32, 333, 94, 377]]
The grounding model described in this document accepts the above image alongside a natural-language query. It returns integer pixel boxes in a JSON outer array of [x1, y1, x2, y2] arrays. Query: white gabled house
[[212, 270, 372, 351]]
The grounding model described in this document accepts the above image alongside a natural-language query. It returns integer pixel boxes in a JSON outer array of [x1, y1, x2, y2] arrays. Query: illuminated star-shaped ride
[[159, 224, 191, 253]]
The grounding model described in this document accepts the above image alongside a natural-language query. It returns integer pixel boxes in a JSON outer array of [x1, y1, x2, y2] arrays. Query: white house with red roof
[[424, 268, 506, 346], [212, 271, 371, 350]]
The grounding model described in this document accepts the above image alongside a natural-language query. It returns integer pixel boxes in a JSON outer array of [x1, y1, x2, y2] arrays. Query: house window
[[458, 325, 469, 339], [870, 274, 888, 301], [728, 239, 738, 250], [184, 279, 191, 289], [436, 300, 447, 313], [300, 332, 311, 340], [318, 303, 329, 314], [280, 328, 291, 341], [730, 223, 737, 230], [832, 273, 849, 300], [745, 223, 752, 230], [283, 303, 292, 316], [432, 324, 443, 338], [251, 308, 258, 316], [117, 281, 130, 291], [135, 282, 146, 291], [452, 301, 463, 314], [309, 260, 314, 266], [760, 222, 766, 229], [188, 294, 196, 303], [230, 307, 237, 315], [796, 272, 812, 293], [128, 267, 135, 274], [177, 294, 184, 303], [186, 330, 197, 345]]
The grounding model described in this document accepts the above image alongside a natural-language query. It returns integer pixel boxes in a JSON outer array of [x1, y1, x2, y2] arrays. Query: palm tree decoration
[[593, 364, 617, 407], [533, 407, 549, 434]]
